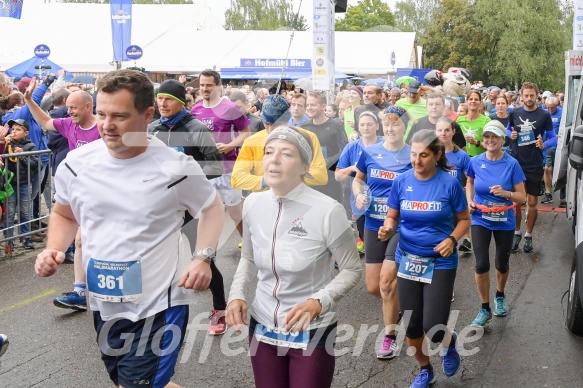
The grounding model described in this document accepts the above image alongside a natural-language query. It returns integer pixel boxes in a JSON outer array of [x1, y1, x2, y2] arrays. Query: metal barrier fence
[[0, 149, 52, 254]]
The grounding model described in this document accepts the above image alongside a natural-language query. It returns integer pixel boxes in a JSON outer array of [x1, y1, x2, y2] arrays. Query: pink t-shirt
[[53, 117, 100, 150], [191, 98, 250, 173]]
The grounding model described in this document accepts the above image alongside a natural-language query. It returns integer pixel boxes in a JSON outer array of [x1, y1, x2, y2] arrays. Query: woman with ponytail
[[378, 129, 470, 387]]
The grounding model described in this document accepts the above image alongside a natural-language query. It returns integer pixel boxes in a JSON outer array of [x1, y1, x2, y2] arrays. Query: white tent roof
[[0, 3, 417, 75]]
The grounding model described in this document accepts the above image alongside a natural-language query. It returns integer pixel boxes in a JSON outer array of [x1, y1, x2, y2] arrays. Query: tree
[[224, 0, 308, 31], [335, 0, 396, 32], [394, 0, 439, 37], [421, 0, 569, 91]]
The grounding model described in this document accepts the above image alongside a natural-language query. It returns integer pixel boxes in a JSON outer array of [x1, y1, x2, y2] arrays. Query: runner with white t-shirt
[[25, 81, 101, 312], [35, 70, 224, 388]]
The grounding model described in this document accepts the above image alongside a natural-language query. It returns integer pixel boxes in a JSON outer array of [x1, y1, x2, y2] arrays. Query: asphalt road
[[1, 207, 582, 388]]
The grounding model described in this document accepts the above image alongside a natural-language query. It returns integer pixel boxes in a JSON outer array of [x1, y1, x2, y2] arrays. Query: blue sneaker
[[53, 292, 87, 311], [0, 334, 9, 358], [493, 296, 508, 317], [471, 308, 492, 327], [410, 368, 436, 388], [441, 331, 461, 377]]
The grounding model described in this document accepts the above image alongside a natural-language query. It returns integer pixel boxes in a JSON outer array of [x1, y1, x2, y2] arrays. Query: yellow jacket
[[231, 128, 328, 191]]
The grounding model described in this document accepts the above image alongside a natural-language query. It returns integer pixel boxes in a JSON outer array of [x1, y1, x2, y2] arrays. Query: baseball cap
[[408, 80, 421, 93], [7, 119, 29, 131], [482, 120, 506, 137], [542, 91, 553, 99]]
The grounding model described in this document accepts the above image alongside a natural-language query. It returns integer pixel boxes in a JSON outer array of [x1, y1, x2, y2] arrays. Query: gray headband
[[265, 126, 313, 165]]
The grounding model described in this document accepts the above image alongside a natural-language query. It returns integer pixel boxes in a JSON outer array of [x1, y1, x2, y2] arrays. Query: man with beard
[[508, 82, 556, 253], [354, 84, 390, 135], [301, 91, 347, 202]]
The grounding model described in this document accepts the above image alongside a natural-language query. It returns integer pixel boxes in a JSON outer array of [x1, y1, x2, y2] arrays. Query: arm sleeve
[[227, 200, 258, 304], [231, 138, 264, 192], [170, 156, 217, 219], [466, 159, 475, 179], [309, 203, 362, 314], [304, 132, 328, 186]]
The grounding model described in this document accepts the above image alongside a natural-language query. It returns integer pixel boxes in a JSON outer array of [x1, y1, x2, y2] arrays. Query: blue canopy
[[220, 67, 349, 81], [4, 57, 73, 79]]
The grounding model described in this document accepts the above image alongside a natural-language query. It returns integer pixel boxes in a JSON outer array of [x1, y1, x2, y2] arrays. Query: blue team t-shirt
[[446, 149, 470, 185], [337, 137, 383, 217], [356, 143, 412, 231], [388, 168, 468, 270], [466, 153, 526, 230]]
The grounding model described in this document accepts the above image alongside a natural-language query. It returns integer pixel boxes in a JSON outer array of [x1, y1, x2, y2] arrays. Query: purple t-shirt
[[191, 98, 250, 173], [53, 118, 100, 150]]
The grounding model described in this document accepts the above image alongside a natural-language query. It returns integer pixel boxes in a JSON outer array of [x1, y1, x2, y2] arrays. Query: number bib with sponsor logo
[[397, 250, 435, 284], [87, 259, 142, 303], [254, 323, 309, 350], [369, 196, 389, 220], [518, 130, 535, 146], [481, 200, 509, 222]]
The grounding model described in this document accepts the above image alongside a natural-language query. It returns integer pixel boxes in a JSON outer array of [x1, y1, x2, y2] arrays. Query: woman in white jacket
[[226, 125, 362, 388]]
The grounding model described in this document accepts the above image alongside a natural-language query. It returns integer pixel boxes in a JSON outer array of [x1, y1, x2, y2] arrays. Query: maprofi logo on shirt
[[288, 218, 307, 237], [401, 201, 442, 211], [370, 169, 399, 180]]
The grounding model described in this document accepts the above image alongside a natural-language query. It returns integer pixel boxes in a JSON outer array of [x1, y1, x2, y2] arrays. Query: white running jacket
[[228, 183, 362, 330]]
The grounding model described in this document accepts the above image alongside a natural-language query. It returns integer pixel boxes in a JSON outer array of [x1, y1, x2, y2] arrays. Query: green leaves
[[420, 0, 570, 90], [335, 0, 396, 32], [224, 0, 308, 31]]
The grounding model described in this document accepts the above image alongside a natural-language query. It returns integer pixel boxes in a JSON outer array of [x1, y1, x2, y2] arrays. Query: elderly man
[[541, 96, 563, 205]]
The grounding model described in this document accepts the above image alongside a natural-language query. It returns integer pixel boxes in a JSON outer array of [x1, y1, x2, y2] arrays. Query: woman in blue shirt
[[465, 120, 526, 328], [335, 112, 383, 251], [379, 129, 470, 388], [352, 107, 412, 360]]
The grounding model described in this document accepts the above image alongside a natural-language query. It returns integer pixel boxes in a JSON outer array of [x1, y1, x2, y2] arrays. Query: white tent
[[0, 3, 417, 75]]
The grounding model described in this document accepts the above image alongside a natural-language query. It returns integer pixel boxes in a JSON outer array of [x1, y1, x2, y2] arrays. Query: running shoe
[[441, 331, 461, 377], [208, 310, 227, 335], [53, 292, 87, 311], [511, 234, 521, 252], [357, 237, 365, 253], [410, 368, 436, 388], [493, 296, 508, 317], [523, 236, 533, 253], [22, 239, 34, 250], [377, 336, 398, 359], [471, 308, 492, 327], [541, 194, 553, 204], [0, 334, 8, 358], [63, 253, 75, 264], [458, 238, 472, 253], [559, 200, 567, 208]]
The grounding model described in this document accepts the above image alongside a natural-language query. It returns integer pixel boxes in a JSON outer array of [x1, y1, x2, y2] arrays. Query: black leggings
[[471, 225, 514, 275], [183, 211, 227, 311], [355, 215, 364, 241], [397, 268, 456, 342]]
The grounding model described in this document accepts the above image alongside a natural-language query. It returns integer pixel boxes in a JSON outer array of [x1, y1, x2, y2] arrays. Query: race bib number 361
[[87, 259, 142, 303]]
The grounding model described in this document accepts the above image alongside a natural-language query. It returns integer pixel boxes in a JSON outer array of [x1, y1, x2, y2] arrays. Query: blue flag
[[0, 0, 24, 19], [110, 0, 132, 61]]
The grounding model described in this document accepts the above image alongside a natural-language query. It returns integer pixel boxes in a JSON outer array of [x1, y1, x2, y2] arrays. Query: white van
[[553, 50, 583, 335]]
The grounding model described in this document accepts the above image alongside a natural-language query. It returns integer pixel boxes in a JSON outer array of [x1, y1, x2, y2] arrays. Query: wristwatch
[[192, 247, 216, 263]]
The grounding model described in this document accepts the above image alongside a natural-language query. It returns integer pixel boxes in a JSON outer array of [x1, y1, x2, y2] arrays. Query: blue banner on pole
[[0, 0, 24, 19], [110, 0, 132, 61]]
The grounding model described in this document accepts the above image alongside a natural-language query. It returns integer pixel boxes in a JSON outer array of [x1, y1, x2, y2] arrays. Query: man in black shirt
[[508, 82, 556, 253], [301, 91, 348, 202], [407, 92, 466, 149], [230, 91, 265, 134]]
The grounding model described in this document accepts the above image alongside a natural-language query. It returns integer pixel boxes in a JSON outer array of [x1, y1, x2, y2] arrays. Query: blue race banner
[[110, 0, 132, 61], [0, 0, 24, 19]]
